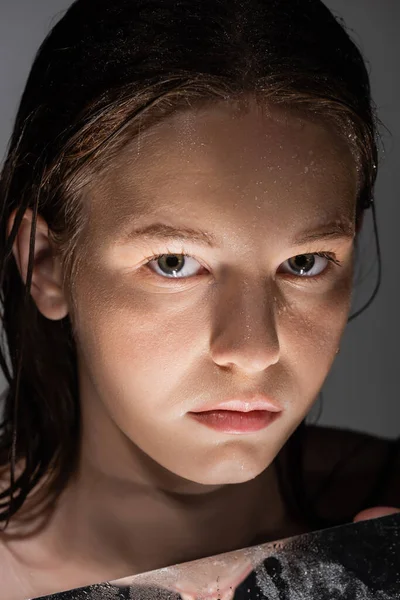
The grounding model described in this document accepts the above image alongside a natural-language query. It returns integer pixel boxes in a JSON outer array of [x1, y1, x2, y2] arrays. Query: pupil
[[290, 254, 315, 273], [159, 255, 183, 274], [166, 256, 179, 268]]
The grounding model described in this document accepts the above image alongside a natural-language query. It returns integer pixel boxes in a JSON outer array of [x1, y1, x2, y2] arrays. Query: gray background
[[0, 1, 398, 439]]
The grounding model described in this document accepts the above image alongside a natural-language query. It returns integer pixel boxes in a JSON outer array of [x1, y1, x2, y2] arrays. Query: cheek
[[72, 269, 208, 401], [280, 270, 353, 403]]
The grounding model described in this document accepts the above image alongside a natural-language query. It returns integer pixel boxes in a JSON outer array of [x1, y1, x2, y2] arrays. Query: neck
[[50, 450, 279, 578]]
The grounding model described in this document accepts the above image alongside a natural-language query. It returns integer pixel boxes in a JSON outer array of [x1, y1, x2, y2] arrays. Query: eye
[[143, 251, 341, 281], [279, 252, 339, 277], [146, 253, 205, 278]]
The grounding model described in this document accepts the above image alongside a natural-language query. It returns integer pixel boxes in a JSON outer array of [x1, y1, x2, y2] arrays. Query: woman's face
[[70, 100, 357, 486]]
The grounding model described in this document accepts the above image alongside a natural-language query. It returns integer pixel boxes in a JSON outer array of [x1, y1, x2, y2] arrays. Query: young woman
[[0, 0, 398, 598]]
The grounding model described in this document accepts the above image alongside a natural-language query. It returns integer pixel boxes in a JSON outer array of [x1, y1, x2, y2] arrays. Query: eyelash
[[141, 247, 342, 283]]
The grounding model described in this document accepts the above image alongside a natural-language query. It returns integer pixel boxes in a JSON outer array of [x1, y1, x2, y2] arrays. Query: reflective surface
[[32, 513, 400, 599]]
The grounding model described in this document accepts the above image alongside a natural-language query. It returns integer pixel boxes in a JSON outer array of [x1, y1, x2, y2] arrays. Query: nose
[[209, 278, 280, 374]]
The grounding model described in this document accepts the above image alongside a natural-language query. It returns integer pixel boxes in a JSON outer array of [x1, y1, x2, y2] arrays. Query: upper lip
[[192, 393, 282, 414]]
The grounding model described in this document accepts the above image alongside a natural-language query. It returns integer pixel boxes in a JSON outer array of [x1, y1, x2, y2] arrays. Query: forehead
[[90, 101, 357, 240]]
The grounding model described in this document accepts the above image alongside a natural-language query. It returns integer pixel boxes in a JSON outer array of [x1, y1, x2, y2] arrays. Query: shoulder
[[0, 535, 35, 600], [302, 424, 400, 519], [303, 424, 397, 471], [0, 467, 44, 599]]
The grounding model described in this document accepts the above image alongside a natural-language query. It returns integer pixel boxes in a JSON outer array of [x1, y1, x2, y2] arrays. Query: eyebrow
[[119, 223, 217, 247], [118, 220, 355, 248], [291, 221, 355, 246]]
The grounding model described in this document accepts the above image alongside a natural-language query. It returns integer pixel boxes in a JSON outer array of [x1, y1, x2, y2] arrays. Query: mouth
[[189, 409, 280, 434], [189, 395, 282, 434]]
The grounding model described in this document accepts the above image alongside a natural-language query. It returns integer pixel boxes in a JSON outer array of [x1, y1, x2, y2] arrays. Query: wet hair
[[0, 0, 383, 530]]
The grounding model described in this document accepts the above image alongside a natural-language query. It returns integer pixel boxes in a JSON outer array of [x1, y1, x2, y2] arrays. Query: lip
[[190, 409, 280, 434], [193, 394, 282, 414], [189, 394, 282, 434]]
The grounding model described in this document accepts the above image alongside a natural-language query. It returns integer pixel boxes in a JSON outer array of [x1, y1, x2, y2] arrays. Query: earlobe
[[8, 208, 69, 321]]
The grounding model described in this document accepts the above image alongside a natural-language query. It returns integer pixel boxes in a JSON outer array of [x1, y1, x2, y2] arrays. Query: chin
[[178, 451, 271, 486]]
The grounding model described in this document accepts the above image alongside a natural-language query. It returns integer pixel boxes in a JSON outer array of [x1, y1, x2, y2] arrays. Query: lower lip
[[189, 410, 279, 434]]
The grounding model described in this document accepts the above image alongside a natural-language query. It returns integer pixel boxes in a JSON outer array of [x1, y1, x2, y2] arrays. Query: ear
[[8, 208, 69, 320]]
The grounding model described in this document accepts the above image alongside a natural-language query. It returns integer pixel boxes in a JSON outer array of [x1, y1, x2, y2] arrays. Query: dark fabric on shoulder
[[304, 426, 400, 522], [363, 435, 400, 507]]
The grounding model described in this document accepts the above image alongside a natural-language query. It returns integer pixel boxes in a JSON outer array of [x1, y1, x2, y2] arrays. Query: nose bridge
[[210, 276, 280, 373]]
